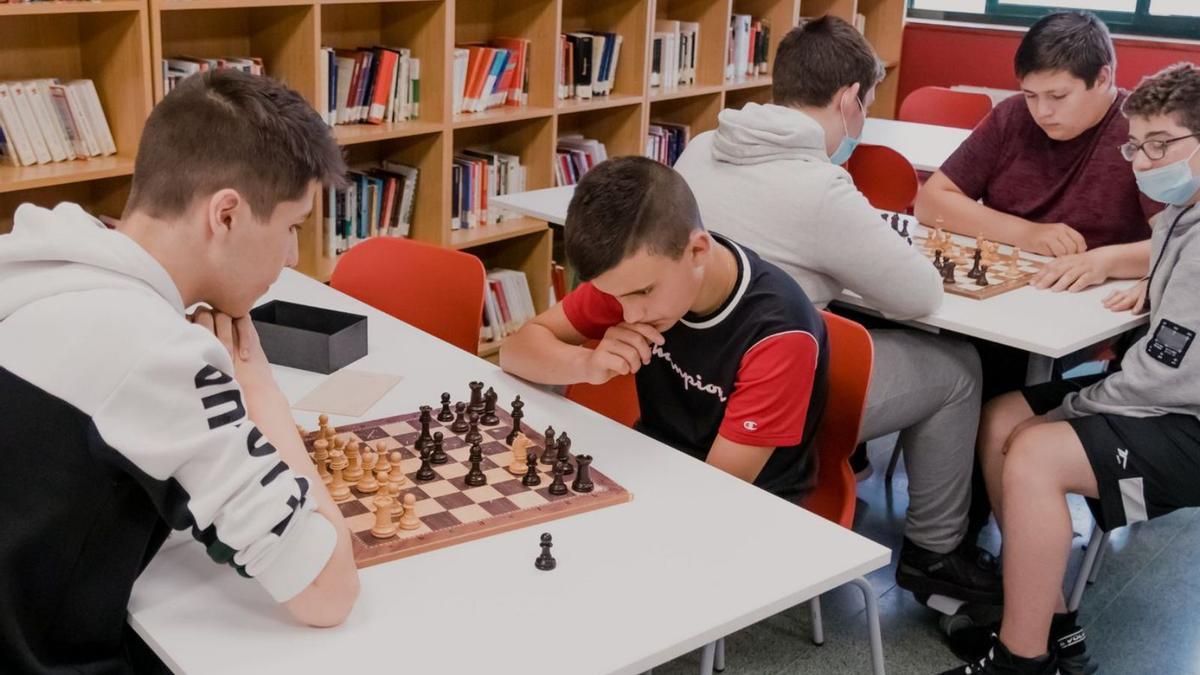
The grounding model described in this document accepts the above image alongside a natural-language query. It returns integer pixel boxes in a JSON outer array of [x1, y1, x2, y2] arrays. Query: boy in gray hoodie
[[943, 63, 1200, 675]]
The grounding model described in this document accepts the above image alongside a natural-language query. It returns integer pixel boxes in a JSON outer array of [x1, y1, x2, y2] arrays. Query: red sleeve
[[719, 331, 820, 447], [939, 106, 1006, 201], [560, 282, 624, 341]]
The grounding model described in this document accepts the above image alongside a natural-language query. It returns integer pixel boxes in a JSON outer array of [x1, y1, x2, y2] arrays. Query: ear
[[206, 189, 243, 238], [687, 229, 713, 266], [1093, 65, 1114, 91], [841, 82, 862, 111]]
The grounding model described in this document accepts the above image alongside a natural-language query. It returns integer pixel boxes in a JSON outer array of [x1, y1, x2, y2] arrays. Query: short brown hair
[[1124, 63, 1200, 135], [772, 16, 885, 108], [565, 157, 701, 282], [1014, 11, 1114, 88], [124, 69, 346, 220]]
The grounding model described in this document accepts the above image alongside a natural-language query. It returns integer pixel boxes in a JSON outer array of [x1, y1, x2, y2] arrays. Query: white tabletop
[[860, 117, 972, 172], [128, 269, 890, 675]]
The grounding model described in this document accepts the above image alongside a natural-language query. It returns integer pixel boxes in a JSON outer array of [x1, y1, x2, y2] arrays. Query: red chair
[[898, 85, 993, 130], [564, 373, 640, 428], [330, 237, 486, 354], [844, 143, 920, 213]]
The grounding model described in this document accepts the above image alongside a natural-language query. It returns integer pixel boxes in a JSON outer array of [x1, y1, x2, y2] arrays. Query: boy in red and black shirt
[[501, 156, 827, 501]]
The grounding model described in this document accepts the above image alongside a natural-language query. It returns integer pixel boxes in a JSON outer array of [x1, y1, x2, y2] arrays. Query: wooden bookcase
[[1, 0, 905, 359]]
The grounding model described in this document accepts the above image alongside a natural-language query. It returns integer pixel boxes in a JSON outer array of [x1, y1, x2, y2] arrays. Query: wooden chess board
[[303, 406, 632, 568], [916, 232, 1044, 300]]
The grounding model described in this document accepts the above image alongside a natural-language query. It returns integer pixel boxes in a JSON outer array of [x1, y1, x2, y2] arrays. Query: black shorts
[[1023, 376, 1200, 531]]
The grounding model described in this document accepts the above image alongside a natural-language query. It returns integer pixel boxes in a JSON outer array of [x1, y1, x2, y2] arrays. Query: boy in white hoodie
[[674, 16, 999, 605], [0, 70, 359, 673]]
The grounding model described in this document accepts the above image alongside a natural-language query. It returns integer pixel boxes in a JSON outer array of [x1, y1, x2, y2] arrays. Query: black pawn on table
[[941, 260, 957, 284], [506, 395, 525, 445], [539, 426, 558, 464], [548, 462, 569, 495], [415, 445, 437, 482], [480, 387, 500, 426], [437, 393, 454, 422], [571, 454, 594, 493], [978, 265, 991, 287], [468, 381, 485, 416], [534, 532, 556, 571], [465, 412, 483, 445], [430, 431, 449, 465], [415, 405, 433, 450], [464, 442, 487, 486], [450, 401, 469, 433], [522, 451, 541, 487], [555, 433, 574, 476]]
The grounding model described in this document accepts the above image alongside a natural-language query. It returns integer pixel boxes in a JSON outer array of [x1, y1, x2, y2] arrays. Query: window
[[907, 0, 1200, 40]]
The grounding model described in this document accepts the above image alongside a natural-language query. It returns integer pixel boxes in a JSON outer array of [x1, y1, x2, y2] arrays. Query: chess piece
[[370, 490, 397, 538], [539, 426, 558, 464], [468, 381, 485, 416], [317, 414, 330, 439], [415, 445, 437, 481], [932, 249, 944, 270], [555, 433, 574, 476], [415, 405, 433, 451], [889, 213, 900, 232], [464, 442, 487, 486], [899, 217, 910, 239], [388, 450, 409, 488], [429, 431, 448, 465], [941, 260, 957, 284], [437, 393, 454, 422], [978, 265, 991, 287], [967, 248, 983, 280], [374, 463, 391, 492], [571, 455, 594, 493], [312, 439, 332, 485], [450, 402, 469, 433], [398, 493, 421, 530], [522, 451, 541, 487], [534, 533, 556, 571], [480, 387, 500, 426], [508, 433, 532, 475], [343, 439, 363, 484], [328, 449, 352, 502], [548, 462, 569, 496], [465, 412, 483, 446], [387, 482, 404, 516], [357, 450, 380, 493], [506, 395, 525, 445]]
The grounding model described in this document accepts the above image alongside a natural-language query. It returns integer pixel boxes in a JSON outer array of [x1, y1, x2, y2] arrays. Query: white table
[[860, 117, 972, 172], [128, 269, 891, 675]]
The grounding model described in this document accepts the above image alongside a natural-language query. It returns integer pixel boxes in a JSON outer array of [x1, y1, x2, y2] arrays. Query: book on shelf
[[453, 39, 530, 116], [480, 268, 536, 343], [451, 148, 525, 230], [726, 16, 771, 82], [0, 78, 115, 168], [646, 122, 690, 167], [554, 133, 607, 187], [320, 47, 420, 127], [650, 20, 697, 90], [549, 262, 567, 306], [557, 32, 623, 101], [323, 161, 419, 257], [162, 56, 263, 95]]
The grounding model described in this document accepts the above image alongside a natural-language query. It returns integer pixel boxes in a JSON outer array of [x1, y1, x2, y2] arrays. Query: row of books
[[324, 160, 419, 256], [452, 39, 530, 115], [162, 56, 263, 96], [554, 134, 607, 187], [452, 148, 525, 230], [726, 16, 771, 81], [556, 32, 624, 100], [651, 20, 699, 89], [481, 268, 536, 343], [320, 47, 420, 127], [0, 79, 115, 167], [646, 122, 690, 167]]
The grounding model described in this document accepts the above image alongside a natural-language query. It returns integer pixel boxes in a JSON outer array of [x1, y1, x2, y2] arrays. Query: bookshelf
[[1, 0, 907, 359]]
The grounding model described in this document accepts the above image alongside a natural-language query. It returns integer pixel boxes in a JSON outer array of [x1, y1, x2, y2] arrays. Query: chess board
[[303, 406, 632, 568], [917, 232, 1044, 300]]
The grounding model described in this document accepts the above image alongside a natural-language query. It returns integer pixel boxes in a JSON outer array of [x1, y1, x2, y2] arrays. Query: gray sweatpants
[[858, 329, 982, 554]]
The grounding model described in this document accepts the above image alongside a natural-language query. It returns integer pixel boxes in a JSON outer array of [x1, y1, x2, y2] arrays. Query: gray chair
[[1068, 523, 1110, 612]]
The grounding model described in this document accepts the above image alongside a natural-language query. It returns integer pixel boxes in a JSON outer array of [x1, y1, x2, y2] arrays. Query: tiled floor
[[651, 435, 1200, 675]]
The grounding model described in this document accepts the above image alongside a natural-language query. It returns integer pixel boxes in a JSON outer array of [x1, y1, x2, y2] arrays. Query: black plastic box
[[250, 300, 368, 374]]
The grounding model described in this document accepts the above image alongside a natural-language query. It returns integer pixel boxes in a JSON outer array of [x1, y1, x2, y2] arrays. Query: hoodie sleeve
[[90, 324, 336, 602], [810, 171, 944, 320]]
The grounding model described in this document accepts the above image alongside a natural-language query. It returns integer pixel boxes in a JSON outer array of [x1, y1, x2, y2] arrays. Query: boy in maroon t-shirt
[[916, 11, 1161, 295]]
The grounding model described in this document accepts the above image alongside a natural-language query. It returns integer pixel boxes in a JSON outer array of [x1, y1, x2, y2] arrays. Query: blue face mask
[[829, 96, 866, 166], [1135, 144, 1200, 206]]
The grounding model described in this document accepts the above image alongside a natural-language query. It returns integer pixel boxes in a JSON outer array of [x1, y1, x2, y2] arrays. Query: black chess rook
[[571, 455, 594, 493], [468, 381, 485, 415]]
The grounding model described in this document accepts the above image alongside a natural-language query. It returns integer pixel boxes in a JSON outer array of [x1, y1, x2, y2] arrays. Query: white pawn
[[387, 448, 409, 487], [357, 451, 380, 493], [398, 493, 420, 530]]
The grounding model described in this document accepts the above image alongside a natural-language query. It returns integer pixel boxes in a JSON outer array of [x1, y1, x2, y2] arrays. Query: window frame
[[907, 0, 1200, 41]]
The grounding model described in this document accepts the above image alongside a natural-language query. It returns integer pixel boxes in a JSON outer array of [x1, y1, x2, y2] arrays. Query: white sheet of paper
[[292, 370, 402, 418]]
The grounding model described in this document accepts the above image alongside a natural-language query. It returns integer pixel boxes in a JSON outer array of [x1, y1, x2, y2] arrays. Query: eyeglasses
[[1119, 133, 1200, 162]]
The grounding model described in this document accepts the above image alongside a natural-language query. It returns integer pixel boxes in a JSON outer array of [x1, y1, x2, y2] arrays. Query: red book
[[367, 48, 399, 124]]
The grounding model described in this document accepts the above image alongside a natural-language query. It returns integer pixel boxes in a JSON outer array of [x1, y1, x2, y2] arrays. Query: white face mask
[[1135, 143, 1200, 206], [829, 96, 866, 166]]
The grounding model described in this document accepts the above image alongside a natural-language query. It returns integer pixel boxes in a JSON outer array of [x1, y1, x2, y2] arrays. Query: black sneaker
[[938, 635, 1059, 675], [851, 442, 873, 481], [898, 538, 1004, 605], [1050, 612, 1098, 675]]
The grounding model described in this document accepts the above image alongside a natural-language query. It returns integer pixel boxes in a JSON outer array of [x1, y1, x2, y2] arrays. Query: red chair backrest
[[803, 311, 874, 529], [564, 373, 640, 429], [330, 237, 486, 354], [845, 143, 919, 213], [898, 86, 993, 130]]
